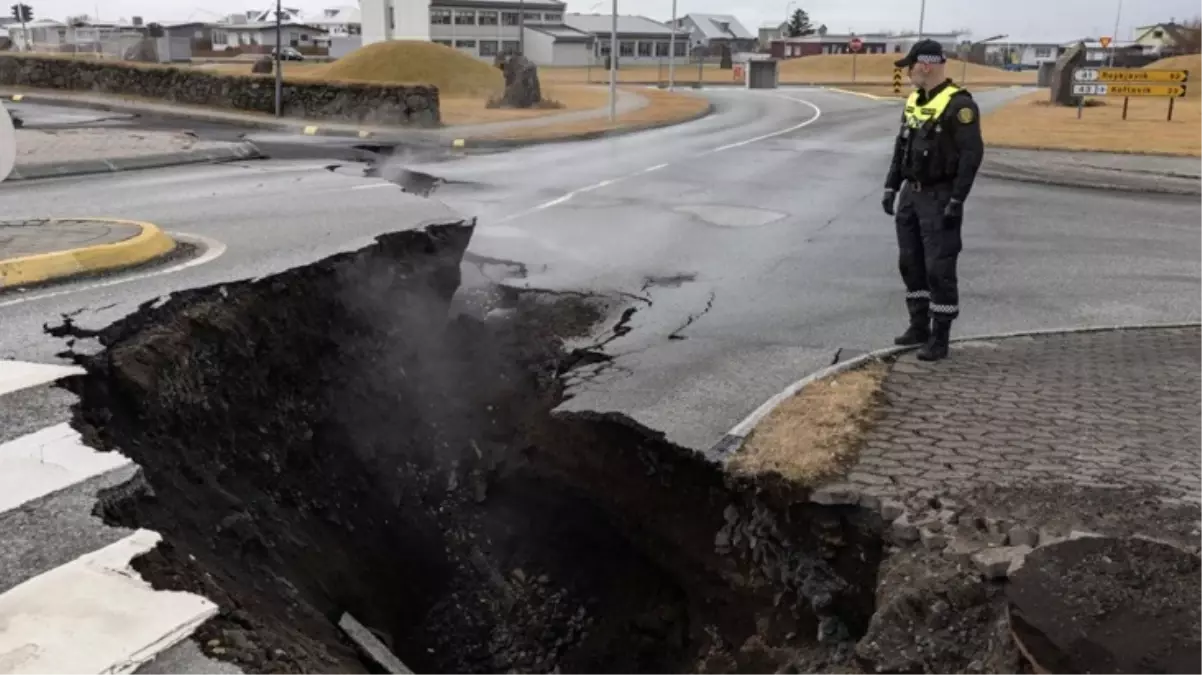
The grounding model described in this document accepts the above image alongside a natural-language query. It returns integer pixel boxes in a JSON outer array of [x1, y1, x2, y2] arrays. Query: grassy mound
[[1147, 54, 1201, 97], [779, 53, 1035, 83], [321, 40, 503, 97]]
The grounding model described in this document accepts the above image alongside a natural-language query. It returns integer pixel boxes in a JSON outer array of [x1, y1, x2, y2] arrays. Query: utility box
[[746, 59, 779, 89]]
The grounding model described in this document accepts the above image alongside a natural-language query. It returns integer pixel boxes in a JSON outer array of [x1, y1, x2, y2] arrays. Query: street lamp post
[[917, 0, 926, 39], [1107, 0, 1122, 66], [519, 0, 525, 55], [667, 0, 677, 90], [274, 0, 282, 117], [608, 0, 617, 122]]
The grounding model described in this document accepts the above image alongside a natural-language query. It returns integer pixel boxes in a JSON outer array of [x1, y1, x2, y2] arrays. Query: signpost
[[1072, 67, 1189, 120], [892, 67, 903, 95], [849, 37, 862, 82]]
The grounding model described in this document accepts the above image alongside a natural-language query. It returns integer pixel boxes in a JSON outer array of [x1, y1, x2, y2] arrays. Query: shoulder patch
[[957, 106, 976, 124]]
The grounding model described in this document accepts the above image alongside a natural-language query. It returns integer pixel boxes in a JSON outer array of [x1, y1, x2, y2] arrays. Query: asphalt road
[[2, 86, 1200, 452], [0, 85, 1198, 672]]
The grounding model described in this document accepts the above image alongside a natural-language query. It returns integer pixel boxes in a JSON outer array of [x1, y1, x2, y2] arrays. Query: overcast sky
[[24, 0, 1201, 43]]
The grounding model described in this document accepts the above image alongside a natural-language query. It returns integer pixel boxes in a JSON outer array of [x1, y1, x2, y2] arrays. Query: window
[[544, 12, 563, 22], [524, 12, 540, 21], [502, 11, 519, 26], [479, 11, 498, 26], [673, 40, 686, 56], [619, 40, 634, 56], [479, 40, 498, 56], [454, 10, 476, 25], [638, 41, 652, 56], [655, 41, 669, 56], [598, 42, 611, 56], [1035, 46, 1051, 58], [433, 39, 452, 46], [502, 39, 520, 53], [430, 9, 451, 25], [455, 39, 476, 49], [300, 33, 309, 41]]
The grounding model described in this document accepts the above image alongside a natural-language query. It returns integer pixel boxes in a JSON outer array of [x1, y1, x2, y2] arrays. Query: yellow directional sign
[[1073, 67, 1190, 82], [1072, 83, 1188, 97]]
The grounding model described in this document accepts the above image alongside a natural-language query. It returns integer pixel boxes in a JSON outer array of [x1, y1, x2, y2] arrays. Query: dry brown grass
[[441, 84, 609, 125], [984, 89, 1202, 156], [320, 40, 503, 97], [1146, 53, 1201, 74], [471, 86, 710, 141], [729, 361, 888, 485]]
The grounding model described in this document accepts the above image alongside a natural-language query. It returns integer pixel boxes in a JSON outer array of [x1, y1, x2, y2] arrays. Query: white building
[[304, 6, 361, 37], [562, 13, 690, 65]]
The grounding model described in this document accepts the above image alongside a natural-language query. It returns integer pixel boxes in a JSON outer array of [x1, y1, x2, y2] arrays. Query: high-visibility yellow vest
[[903, 84, 961, 129]]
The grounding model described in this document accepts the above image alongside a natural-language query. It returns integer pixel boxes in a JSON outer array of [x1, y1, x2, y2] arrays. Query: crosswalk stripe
[[0, 529, 218, 674], [0, 359, 83, 397], [0, 359, 221, 672], [0, 422, 132, 516]]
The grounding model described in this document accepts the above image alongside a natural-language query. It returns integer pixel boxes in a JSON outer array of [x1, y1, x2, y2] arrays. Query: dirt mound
[[1147, 54, 1201, 96], [779, 53, 1035, 84], [322, 40, 503, 97]]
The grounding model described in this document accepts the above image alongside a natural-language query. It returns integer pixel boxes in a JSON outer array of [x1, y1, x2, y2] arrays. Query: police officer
[[882, 39, 984, 361]]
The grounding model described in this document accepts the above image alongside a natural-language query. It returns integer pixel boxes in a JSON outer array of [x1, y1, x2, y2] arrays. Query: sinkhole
[[55, 219, 885, 674]]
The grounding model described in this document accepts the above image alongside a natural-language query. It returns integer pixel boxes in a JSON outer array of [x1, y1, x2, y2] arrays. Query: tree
[[1180, 17, 1201, 54], [817, 24, 828, 36], [785, 8, 816, 38], [147, 22, 164, 38]]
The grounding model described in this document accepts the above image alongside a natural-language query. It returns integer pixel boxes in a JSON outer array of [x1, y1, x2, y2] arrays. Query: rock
[[1007, 525, 1038, 548], [879, 499, 905, 521], [1069, 529, 1102, 540], [809, 486, 858, 506], [497, 54, 542, 108], [1049, 42, 1085, 106], [891, 513, 919, 543], [943, 538, 979, 566], [1007, 537, 1202, 675], [251, 56, 274, 75], [971, 545, 1032, 580], [122, 38, 159, 62], [920, 527, 950, 551]]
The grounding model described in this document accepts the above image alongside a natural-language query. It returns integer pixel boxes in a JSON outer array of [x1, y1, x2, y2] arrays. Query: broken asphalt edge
[[0, 218, 176, 289], [711, 320, 1202, 461], [8, 142, 263, 182]]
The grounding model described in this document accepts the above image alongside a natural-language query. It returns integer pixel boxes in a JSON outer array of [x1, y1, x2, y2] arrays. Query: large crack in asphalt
[[50, 219, 892, 674]]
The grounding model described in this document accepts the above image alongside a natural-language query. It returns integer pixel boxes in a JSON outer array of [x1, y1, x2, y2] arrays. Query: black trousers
[[894, 182, 962, 322]]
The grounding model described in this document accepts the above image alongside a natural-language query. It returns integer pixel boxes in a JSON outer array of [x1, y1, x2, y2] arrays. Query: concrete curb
[[448, 102, 715, 149], [0, 218, 176, 289], [708, 321, 1202, 460], [822, 86, 902, 101], [978, 163, 1202, 196], [8, 143, 263, 181]]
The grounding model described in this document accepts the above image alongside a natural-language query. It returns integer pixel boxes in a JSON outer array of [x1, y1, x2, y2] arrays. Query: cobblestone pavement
[[845, 327, 1201, 506], [0, 219, 141, 259], [15, 128, 235, 166]]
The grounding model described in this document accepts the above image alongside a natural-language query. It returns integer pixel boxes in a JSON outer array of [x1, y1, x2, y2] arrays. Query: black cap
[[894, 39, 946, 68]]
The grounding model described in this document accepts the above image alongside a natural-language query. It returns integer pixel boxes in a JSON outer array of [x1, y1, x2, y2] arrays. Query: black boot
[[916, 320, 951, 361], [894, 315, 930, 346]]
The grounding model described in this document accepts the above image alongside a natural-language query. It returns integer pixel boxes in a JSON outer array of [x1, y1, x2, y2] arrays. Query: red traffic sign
[[849, 37, 863, 52], [1099, 36, 1112, 48]]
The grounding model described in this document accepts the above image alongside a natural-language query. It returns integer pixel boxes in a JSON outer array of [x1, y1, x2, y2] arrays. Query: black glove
[[943, 198, 964, 229], [882, 189, 897, 216]]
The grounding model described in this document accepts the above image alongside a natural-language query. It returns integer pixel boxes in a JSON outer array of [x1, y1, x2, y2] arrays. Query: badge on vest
[[957, 107, 976, 124]]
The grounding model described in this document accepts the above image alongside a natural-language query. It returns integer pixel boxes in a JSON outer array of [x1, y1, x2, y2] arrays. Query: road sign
[[1099, 36, 1112, 48], [892, 67, 903, 94], [733, 63, 745, 81], [1073, 68, 1190, 83], [849, 37, 863, 53], [1071, 83, 1188, 97]]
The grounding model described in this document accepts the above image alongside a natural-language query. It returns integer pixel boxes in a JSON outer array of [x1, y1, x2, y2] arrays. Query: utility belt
[[904, 177, 952, 193]]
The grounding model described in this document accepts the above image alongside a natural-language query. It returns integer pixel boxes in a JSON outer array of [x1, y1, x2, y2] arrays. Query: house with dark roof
[[672, 13, 755, 55], [563, 13, 690, 64], [1132, 22, 1200, 56]]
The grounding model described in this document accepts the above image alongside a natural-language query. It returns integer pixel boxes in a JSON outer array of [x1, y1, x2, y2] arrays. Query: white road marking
[[0, 422, 132, 515], [0, 232, 226, 309], [497, 94, 823, 223], [0, 359, 83, 397], [0, 529, 218, 674], [351, 182, 395, 190]]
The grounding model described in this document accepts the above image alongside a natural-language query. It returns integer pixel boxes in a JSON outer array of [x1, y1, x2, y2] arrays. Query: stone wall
[[0, 55, 440, 126]]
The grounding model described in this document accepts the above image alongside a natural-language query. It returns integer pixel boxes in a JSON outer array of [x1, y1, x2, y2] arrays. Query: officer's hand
[[943, 198, 964, 229], [882, 189, 897, 216]]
